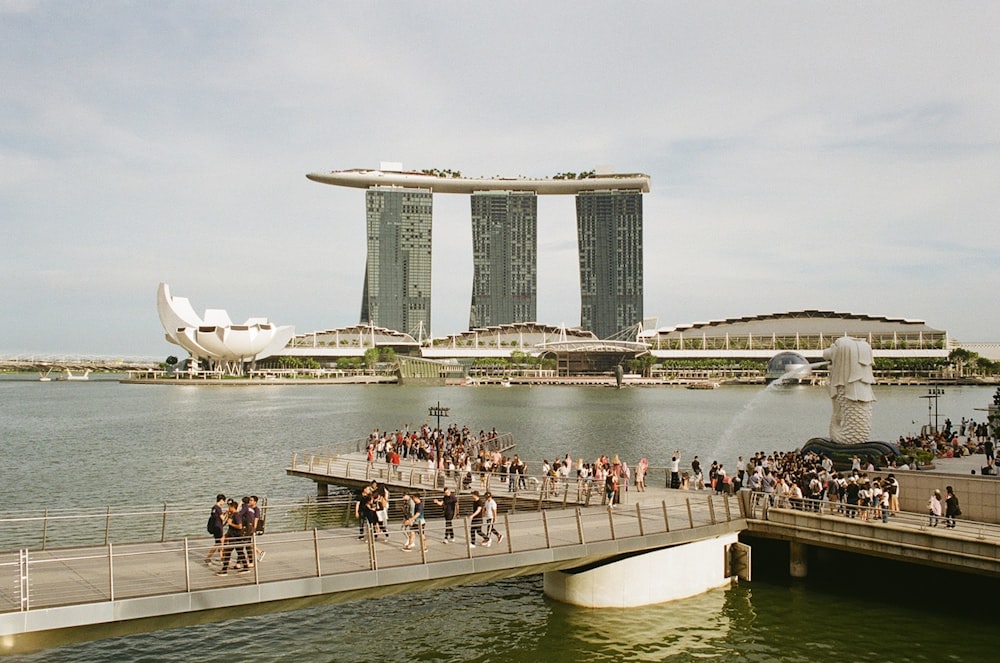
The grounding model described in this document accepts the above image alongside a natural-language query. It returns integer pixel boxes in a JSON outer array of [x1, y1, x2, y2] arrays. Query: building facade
[[576, 190, 644, 339], [469, 191, 537, 328], [361, 187, 433, 338]]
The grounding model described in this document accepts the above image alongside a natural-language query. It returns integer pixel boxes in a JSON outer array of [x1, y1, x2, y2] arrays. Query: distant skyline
[[2, 2, 999, 357]]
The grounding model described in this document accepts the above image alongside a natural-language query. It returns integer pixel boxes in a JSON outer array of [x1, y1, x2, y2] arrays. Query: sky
[[2, 1, 999, 358]]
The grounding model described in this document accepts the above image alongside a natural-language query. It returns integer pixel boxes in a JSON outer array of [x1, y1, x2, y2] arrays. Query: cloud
[[2, 2, 999, 354]]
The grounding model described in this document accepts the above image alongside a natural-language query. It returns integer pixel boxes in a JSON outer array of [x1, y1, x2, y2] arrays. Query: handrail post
[[723, 494, 733, 520], [252, 532, 260, 583], [464, 516, 473, 558], [686, 499, 694, 528], [108, 542, 115, 601], [575, 507, 585, 544], [19, 549, 29, 611], [367, 523, 377, 570], [662, 500, 670, 532], [291, 451, 297, 469], [636, 503, 645, 536], [104, 505, 112, 545], [161, 502, 168, 542], [707, 495, 717, 525], [502, 513, 512, 553], [183, 538, 191, 592], [541, 510, 551, 548], [607, 506, 616, 540], [41, 508, 49, 550], [313, 528, 322, 577]]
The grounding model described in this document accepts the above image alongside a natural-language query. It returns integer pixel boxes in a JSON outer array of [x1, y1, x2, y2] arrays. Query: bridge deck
[[0, 492, 742, 654]]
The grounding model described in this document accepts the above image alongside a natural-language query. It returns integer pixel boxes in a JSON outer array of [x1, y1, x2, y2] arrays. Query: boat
[[686, 381, 719, 390]]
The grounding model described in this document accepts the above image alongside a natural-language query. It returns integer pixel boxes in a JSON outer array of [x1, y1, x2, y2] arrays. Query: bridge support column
[[543, 533, 738, 607], [316, 482, 329, 500], [789, 541, 808, 578]]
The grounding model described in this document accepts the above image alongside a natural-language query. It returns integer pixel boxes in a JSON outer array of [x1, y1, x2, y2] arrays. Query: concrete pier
[[543, 533, 739, 607]]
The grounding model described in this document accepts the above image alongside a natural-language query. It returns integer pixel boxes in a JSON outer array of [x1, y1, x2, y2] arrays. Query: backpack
[[207, 513, 215, 535]]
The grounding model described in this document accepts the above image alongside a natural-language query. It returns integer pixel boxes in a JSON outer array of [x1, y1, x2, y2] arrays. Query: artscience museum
[[156, 283, 295, 375]]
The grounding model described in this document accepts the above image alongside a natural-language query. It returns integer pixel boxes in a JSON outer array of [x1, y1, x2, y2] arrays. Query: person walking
[[927, 489, 943, 527], [481, 491, 502, 547], [468, 490, 485, 548], [204, 493, 227, 565], [216, 499, 250, 576], [944, 485, 961, 529], [433, 486, 458, 543]]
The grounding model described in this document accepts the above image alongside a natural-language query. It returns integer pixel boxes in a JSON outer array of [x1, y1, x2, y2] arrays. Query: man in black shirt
[[217, 500, 250, 576], [433, 487, 459, 543], [468, 491, 485, 548]]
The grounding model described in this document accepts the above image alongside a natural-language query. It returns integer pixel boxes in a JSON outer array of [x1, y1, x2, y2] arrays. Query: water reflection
[[546, 587, 732, 661]]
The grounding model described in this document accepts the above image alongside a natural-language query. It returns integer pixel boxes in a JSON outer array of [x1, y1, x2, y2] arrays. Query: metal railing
[[0, 493, 741, 615], [288, 449, 706, 498], [744, 492, 1000, 542]]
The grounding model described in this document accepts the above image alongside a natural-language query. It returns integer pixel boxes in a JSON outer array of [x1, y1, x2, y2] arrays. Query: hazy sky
[[2, 2, 998, 358]]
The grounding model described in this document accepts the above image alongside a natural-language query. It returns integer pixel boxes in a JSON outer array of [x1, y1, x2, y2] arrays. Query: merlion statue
[[822, 336, 876, 445]]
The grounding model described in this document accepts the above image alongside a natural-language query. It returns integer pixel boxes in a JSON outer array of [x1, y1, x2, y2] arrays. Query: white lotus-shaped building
[[157, 283, 295, 374]]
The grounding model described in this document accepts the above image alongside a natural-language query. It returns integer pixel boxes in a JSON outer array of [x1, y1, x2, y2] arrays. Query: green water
[[1, 377, 995, 661]]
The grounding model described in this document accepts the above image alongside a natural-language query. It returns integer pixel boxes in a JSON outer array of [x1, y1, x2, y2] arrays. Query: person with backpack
[[204, 493, 226, 565]]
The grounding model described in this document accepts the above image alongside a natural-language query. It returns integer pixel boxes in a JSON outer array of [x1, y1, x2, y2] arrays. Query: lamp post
[[428, 401, 450, 474], [428, 401, 449, 431], [920, 388, 945, 434]]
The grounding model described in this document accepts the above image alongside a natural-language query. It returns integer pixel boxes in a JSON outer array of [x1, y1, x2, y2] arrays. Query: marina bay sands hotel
[[306, 165, 650, 339]]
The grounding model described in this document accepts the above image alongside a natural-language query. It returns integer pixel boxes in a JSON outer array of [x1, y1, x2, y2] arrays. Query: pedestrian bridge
[[0, 491, 744, 655], [4, 468, 1000, 655]]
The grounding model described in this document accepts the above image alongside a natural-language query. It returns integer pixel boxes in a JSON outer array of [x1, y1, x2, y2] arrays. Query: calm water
[[1, 377, 997, 661]]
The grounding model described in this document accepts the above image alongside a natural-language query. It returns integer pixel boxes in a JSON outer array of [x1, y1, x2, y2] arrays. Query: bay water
[[1, 376, 996, 661]]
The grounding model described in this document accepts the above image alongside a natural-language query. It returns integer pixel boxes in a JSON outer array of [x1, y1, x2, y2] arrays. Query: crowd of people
[[204, 494, 266, 576], [207, 416, 992, 574], [897, 415, 995, 464]]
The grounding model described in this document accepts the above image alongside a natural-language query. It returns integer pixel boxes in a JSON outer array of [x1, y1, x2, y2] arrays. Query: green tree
[[948, 348, 977, 377]]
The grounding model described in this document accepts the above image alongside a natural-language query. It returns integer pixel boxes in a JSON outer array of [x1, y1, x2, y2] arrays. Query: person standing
[[670, 452, 681, 489], [481, 491, 502, 546], [715, 464, 727, 495], [886, 474, 900, 515], [249, 495, 265, 562], [635, 458, 648, 492], [468, 490, 485, 548], [944, 486, 961, 529], [692, 456, 703, 490], [604, 470, 618, 507], [354, 486, 370, 539], [372, 481, 390, 540], [204, 493, 227, 565], [433, 487, 459, 543]]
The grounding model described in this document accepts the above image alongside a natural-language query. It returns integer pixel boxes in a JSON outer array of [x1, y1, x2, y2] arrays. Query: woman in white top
[[927, 489, 943, 527]]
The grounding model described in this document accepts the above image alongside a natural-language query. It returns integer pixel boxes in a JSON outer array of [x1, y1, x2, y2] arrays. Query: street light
[[428, 401, 450, 431], [427, 401, 450, 476], [920, 388, 945, 434]]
